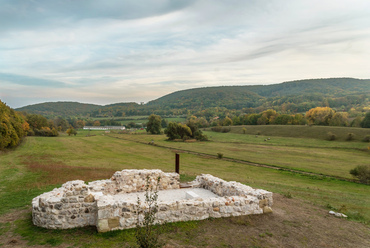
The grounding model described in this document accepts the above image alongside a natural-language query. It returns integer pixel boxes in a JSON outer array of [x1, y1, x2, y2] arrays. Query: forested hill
[[146, 78, 370, 112], [147, 86, 263, 110], [15, 78, 370, 117], [16, 101, 100, 117], [246, 78, 370, 97]]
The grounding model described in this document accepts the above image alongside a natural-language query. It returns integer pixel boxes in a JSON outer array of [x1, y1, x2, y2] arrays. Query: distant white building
[[83, 126, 125, 130]]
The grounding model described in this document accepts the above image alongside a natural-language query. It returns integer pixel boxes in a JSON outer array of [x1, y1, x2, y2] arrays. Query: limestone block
[[263, 206, 273, 214], [97, 219, 109, 232], [108, 217, 120, 229], [259, 199, 268, 208], [98, 209, 111, 219]]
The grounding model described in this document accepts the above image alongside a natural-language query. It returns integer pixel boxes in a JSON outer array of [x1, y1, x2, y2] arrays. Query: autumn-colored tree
[[66, 127, 77, 136], [0, 100, 28, 149], [305, 107, 335, 125], [258, 109, 278, 125], [222, 116, 233, 126], [75, 119, 86, 128], [93, 120, 101, 126], [25, 114, 58, 137], [292, 114, 307, 125]]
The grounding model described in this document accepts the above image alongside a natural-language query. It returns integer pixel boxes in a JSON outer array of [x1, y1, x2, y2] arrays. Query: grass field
[[223, 125, 370, 142], [0, 126, 369, 247], [113, 131, 370, 179]]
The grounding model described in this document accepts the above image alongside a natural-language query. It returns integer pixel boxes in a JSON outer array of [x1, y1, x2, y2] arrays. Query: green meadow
[[0, 126, 369, 247]]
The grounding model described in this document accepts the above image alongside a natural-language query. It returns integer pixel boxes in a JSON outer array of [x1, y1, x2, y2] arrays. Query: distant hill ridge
[[16, 78, 370, 117]]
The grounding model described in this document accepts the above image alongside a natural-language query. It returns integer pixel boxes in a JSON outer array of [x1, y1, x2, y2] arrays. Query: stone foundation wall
[[32, 170, 273, 232], [90, 169, 180, 195], [96, 194, 262, 232], [32, 180, 97, 229], [32, 169, 179, 230], [195, 174, 273, 207]]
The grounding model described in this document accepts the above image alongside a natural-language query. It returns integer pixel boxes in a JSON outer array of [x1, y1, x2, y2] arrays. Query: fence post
[[175, 153, 180, 174]]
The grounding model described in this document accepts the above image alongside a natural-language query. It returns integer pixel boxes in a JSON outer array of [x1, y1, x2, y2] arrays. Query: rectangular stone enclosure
[[32, 169, 273, 232]]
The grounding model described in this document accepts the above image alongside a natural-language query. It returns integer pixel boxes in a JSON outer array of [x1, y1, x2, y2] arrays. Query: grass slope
[[0, 128, 369, 247]]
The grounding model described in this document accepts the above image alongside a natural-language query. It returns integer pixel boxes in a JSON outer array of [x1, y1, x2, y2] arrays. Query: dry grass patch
[[22, 155, 116, 188]]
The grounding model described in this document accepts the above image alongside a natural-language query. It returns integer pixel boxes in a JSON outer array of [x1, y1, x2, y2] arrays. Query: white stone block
[[186, 191, 200, 199]]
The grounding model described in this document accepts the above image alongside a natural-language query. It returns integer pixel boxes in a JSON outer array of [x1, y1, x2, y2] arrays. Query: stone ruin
[[32, 169, 273, 232]]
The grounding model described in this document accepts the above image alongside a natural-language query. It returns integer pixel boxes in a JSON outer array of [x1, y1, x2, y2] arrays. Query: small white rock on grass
[[329, 211, 347, 218]]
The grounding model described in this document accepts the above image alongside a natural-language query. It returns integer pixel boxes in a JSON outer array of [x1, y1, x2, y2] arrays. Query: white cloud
[[1, 0, 370, 108]]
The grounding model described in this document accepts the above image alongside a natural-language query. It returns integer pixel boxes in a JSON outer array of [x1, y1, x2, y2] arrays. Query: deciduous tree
[[305, 107, 335, 125], [146, 114, 162, 134], [361, 112, 370, 128], [0, 100, 28, 149]]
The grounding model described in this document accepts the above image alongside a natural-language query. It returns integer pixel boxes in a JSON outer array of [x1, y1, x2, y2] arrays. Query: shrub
[[211, 126, 231, 133], [66, 127, 77, 136], [346, 133, 355, 141], [164, 122, 191, 140], [349, 165, 370, 184], [363, 135, 370, 142], [327, 132, 336, 141], [217, 153, 223, 159], [221, 127, 231, 133], [193, 130, 208, 141], [135, 176, 163, 248], [242, 128, 246, 134]]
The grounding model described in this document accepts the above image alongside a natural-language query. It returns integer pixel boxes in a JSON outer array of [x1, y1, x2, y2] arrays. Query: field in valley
[[0, 125, 369, 247]]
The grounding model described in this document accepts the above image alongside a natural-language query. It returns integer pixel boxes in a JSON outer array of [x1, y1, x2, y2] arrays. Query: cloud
[[0, 0, 195, 33], [0, 73, 68, 88], [0, 0, 370, 108]]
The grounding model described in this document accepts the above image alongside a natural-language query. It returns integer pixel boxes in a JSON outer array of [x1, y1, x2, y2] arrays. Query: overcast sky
[[1, 0, 369, 108]]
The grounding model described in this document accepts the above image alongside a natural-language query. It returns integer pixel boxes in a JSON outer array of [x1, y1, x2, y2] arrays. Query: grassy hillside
[[0, 129, 369, 247]]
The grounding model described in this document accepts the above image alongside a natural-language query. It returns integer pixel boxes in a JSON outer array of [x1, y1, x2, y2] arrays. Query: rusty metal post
[[175, 153, 180, 174]]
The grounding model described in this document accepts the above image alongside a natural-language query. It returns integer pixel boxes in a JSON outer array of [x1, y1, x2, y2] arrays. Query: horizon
[[1, 0, 370, 108], [12, 76, 368, 109]]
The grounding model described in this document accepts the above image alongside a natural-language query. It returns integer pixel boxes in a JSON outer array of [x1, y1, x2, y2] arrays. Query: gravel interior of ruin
[[115, 188, 219, 202]]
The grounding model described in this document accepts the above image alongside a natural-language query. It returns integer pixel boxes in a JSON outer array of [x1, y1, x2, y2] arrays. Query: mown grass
[[224, 125, 370, 142], [0, 127, 369, 246], [111, 131, 370, 179]]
